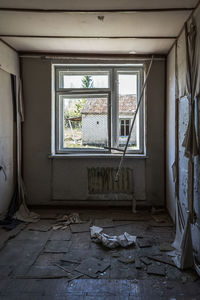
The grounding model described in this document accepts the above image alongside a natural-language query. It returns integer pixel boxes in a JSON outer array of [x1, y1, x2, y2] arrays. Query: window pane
[[126, 120, 129, 136], [120, 120, 124, 136], [61, 96, 108, 149], [118, 73, 139, 150], [59, 71, 109, 89]]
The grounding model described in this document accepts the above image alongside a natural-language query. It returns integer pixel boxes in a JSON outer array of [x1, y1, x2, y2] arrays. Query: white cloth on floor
[[90, 226, 137, 249]]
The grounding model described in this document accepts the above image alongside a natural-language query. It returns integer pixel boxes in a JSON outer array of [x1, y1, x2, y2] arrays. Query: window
[[120, 119, 130, 137], [53, 65, 144, 154]]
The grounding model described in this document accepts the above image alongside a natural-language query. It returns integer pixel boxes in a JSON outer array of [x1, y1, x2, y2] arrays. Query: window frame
[[53, 64, 144, 155], [56, 92, 111, 153]]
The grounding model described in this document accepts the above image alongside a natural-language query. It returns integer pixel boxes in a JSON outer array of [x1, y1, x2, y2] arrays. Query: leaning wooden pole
[[115, 56, 154, 182]]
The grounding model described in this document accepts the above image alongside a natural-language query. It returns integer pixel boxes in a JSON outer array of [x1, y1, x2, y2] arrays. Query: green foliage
[[64, 75, 94, 127], [81, 75, 94, 88], [74, 99, 87, 116]]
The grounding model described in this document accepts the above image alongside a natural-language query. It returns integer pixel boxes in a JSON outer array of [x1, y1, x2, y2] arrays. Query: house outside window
[[120, 119, 130, 137], [53, 65, 144, 154]]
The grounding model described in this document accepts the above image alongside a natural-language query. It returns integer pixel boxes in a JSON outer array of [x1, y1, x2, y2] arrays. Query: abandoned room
[[0, 0, 200, 299]]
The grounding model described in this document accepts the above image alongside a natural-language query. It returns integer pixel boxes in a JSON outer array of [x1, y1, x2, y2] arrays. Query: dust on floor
[[0, 208, 199, 300]]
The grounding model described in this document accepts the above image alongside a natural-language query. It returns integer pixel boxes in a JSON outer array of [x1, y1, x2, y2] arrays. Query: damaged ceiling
[[0, 0, 198, 54]]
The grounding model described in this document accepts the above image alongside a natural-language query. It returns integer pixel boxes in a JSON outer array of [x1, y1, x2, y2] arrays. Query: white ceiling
[[3, 37, 175, 54], [0, 0, 198, 54], [0, 11, 190, 37], [0, 0, 197, 10]]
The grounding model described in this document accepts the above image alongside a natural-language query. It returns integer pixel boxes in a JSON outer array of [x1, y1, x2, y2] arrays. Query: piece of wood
[[54, 263, 72, 274], [147, 255, 176, 267], [75, 257, 110, 278], [135, 257, 142, 269], [140, 257, 152, 265], [147, 264, 165, 276]]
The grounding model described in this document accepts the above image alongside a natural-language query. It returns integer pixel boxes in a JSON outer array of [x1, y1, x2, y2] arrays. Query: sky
[[63, 74, 137, 95]]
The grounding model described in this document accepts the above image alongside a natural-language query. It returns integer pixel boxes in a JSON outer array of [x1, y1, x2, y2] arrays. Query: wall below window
[[21, 58, 165, 207]]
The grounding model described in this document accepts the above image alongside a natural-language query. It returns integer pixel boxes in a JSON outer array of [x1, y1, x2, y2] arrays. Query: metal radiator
[[88, 167, 133, 194]]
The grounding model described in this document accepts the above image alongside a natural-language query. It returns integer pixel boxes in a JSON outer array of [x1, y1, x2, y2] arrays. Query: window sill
[[49, 153, 148, 159]]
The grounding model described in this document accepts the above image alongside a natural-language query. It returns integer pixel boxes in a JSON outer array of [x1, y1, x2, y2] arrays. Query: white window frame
[[53, 64, 144, 155]]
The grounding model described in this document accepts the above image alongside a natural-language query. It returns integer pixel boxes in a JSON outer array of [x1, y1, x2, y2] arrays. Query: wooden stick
[[115, 56, 154, 181]]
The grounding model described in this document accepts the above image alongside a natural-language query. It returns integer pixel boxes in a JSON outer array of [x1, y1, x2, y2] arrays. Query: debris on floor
[[52, 213, 82, 230], [135, 257, 142, 269], [117, 255, 135, 264], [159, 242, 174, 252], [90, 225, 137, 249], [137, 238, 152, 248], [14, 202, 40, 223], [74, 257, 110, 278], [148, 255, 176, 267], [181, 275, 188, 284], [1, 208, 199, 299], [140, 257, 152, 265], [147, 264, 166, 276]]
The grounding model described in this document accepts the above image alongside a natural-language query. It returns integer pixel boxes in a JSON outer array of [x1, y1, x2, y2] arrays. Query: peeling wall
[[166, 47, 176, 221], [0, 41, 19, 215], [21, 58, 165, 206], [166, 6, 200, 262]]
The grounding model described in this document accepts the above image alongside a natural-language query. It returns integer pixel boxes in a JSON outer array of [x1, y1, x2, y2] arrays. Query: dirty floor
[[0, 208, 200, 299]]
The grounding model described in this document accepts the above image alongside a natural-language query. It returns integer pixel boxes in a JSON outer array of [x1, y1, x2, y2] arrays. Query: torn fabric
[[171, 17, 200, 270], [90, 226, 137, 249], [53, 213, 82, 230], [172, 207, 193, 269], [12, 78, 39, 223], [13, 180, 40, 223]]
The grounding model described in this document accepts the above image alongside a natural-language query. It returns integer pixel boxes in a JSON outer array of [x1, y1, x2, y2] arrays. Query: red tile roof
[[82, 95, 137, 114]]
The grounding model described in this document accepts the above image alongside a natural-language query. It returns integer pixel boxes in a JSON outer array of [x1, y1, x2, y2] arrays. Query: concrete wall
[[21, 58, 165, 206], [166, 47, 176, 221], [0, 41, 19, 216]]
